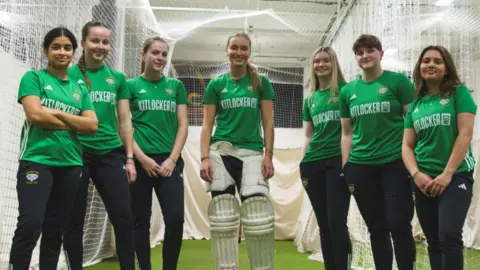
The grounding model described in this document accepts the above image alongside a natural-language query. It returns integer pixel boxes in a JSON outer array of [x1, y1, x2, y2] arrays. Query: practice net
[[0, 0, 168, 268], [322, 0, 480, 269], [1, 0, 480, 269]]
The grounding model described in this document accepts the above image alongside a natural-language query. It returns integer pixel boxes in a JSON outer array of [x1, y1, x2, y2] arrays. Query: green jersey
[[17, 70, 94, 166], [203, 73, 276, 152], [339, 70, 414, 165], [68, 64, 130, 154], [301, 86, 344, 163], [405, 85, 477, 177], [128, 75, 189, 154]]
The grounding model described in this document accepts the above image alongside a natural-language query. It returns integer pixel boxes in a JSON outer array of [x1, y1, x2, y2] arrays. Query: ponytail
[[246, 62, 261, 92], [78, 49, 91, 88]]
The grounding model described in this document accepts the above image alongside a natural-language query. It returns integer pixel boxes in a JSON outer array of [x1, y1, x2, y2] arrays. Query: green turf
[[84, 240, 324, 270], [85, 241, 480, 270]]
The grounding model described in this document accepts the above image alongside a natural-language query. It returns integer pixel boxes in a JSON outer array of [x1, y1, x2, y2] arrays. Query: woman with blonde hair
[[200, 32, 276, 270], [300, 46, 352, 270]]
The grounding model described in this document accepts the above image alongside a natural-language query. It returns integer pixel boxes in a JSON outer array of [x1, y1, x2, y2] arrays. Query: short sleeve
[[126, 79, 134, 97], [176, 80, 189, 105], [203, 79, 218, 105], [81, 86, 95, 112], [339, 84, 350, 118], [17, 71, 41, 104], [259, 75, 276, 100], [302, 97, 312, 121], [116, 72, 131, 100], [404, 103, 415, 129], [455, 85, 477, 114], [396, 73, 414, 105]]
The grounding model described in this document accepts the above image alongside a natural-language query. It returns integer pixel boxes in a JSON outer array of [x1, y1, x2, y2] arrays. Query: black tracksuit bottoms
[[300, 155, 352, 270], [343, 158, 416, 270], [412, 171, 473, 270]]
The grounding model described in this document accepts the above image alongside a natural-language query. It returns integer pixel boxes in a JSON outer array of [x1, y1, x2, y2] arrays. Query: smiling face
[[420, 49, 447, 82], [355, 46, 383, 71], [226, 36, 250, 67], [82, 26, 111, 63], [313, 51, 332, 78], [142, 40, 168, 72], [45, 36, 74, 69]]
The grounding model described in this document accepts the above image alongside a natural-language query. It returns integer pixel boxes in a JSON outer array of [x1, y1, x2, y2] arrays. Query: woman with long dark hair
[[403, 45, 476, 270], [9, 27, 98, 270]]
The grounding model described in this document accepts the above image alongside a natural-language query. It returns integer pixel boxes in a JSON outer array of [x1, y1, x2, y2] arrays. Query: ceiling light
[[435, 0, 454, 7]]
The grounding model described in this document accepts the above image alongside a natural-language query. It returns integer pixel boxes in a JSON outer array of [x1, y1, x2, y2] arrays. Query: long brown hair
[[141, 36, 169, 74], [308, 46, 346, 107], [412, 45, 461, 98], [78, 21, 109, 88], [226, 33, 260, 92]]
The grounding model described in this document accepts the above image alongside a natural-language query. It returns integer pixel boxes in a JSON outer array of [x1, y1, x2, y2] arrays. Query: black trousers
[[412, 171, 473, 270], [300, 156, 352, 270], [40, 147, 135, 270], [344, 158, 416, 270], [9, 161, 82, 270], [129, 154, 185, 270]]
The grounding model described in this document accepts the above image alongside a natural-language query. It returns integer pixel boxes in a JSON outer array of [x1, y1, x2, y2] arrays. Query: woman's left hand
[[126, 162, 137, 183], [262, 158, 274, 180], [425, 171, 453, 197], [159, 157, 176, 177]]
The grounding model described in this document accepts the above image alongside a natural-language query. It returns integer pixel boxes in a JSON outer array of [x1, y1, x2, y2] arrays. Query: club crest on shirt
[[72, 91, 81, 103], [248, 85, 253, 91], [165, 88, 173, 95], [440, 98, 450, 106], [105, 77, 116, 87], [378, 87, 389, 95], [328, 97, 339, 104]]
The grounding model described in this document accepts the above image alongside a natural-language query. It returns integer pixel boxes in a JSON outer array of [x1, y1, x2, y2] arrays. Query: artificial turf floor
[[85, 240, 480, 270]]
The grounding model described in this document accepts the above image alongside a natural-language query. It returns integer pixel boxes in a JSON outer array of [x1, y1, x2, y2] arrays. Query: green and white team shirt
[[68, 64, 130, 154], [203, 73, 276, 152], [17, 70, 94, 166], [405, 85, 477, 177], [128, 75, 189, 154], [301, 85, 344, 163], [339, 70, 414, 164]]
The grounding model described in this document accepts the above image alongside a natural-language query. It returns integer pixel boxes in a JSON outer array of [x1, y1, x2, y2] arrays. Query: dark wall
[[179, 77, 303, 128]]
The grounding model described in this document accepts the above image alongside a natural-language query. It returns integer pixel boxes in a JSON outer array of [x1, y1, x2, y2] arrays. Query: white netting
[[2, 0, 480, 269], [0, 0, 166, 269], [323, 0, 480, 269]]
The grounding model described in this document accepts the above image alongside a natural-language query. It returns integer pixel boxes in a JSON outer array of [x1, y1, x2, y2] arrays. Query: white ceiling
[[149, 0, 348, 66], [148, 0, 480, 67]]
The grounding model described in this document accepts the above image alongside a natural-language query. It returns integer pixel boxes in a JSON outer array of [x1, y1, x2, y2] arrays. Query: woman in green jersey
[[300, 46, 352, 270], [200, 33, 275, 269], [339, 34, 416, 270], [9, 27, 98, 270], [128, 36, 189, 270], [40, 21, 137, 270], [200, 32, 276, 270], [403, 45, 476, 270]]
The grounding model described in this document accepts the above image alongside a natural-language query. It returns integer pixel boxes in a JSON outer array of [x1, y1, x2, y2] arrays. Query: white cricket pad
[[208, 194, 241, 270], [205, 144, 235, 193], [240, 154, 269, 197], [241, 196, 275, 270], [207, 141, 269, 197]]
